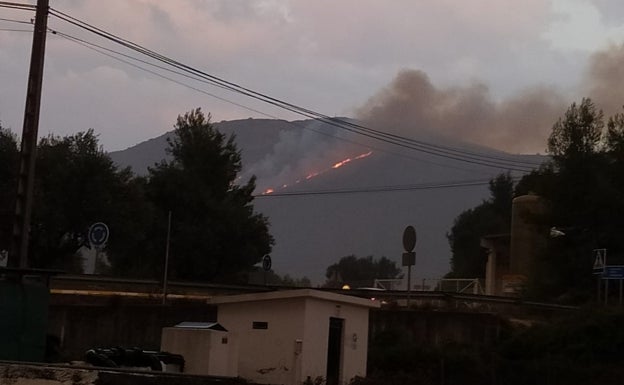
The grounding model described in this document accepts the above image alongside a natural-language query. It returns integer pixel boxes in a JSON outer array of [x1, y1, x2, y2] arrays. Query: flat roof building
[[207, 289, 380, 385]]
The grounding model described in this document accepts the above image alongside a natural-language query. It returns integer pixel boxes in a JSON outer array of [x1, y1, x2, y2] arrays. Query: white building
[[207, 289, 380, 385]]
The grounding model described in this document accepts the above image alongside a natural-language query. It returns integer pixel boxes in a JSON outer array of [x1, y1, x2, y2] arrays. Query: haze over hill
[[110, 118, 544, 284]]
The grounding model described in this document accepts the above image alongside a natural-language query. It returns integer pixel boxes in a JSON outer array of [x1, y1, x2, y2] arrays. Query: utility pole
[[9, 0, 49, 268]]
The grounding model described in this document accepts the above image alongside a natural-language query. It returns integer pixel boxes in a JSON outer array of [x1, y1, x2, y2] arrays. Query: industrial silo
[[507, 194, 546, 294]]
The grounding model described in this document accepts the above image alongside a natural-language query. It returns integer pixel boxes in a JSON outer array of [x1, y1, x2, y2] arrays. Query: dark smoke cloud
[[356, 70, 567, 154], [585, 43, 624, 117], [250, 43, 624, 188]]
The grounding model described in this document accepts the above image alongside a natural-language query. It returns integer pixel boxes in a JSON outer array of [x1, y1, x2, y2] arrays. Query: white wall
[[216, 292, 374, 385], [218, 298, 306, 385], [302, 298, 370, 384], [160, 327, 233, 376]]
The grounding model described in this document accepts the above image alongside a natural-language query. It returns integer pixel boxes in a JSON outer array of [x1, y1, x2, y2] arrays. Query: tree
[[28, 130, 152, 272], [0, 125, 19, 256], [547, 97, 603, 169], [324, 255, 402, 288], [145, 108, 273, 281], [505, 100, 624, 301], [446, 173, 514, 278], [249, 269, 312, 287]]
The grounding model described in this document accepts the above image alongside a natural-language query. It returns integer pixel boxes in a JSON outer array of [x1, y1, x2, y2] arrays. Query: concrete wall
[[214, 291, 376, 385], [0, 362, 252, 385], [161, 327, 233, 376], [48, 304, 217, 360], [302, 298, 370, 384], [369, 309, 502, 348], [218, 298, 306, 385]]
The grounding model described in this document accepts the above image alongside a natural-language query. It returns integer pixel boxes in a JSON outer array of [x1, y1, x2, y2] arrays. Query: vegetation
[[0, 127, 18, 257], [324, 254, 402, 288], [0, 109, 273, 281], [354, 307, 624, 385], [143, 109, 273, 281], [448, 98, 624, 303], [446, 173, 514, 278]]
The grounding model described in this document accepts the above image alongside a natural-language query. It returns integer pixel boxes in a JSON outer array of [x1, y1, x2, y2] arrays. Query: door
[[326, 317, 344, 385]]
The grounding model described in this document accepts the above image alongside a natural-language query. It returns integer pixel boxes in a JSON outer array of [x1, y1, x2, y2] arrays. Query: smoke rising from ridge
[[245, 43, 624, 191], [356, 70, 566, 154], [242, 121, 361, 193], [356, 43, 624, 155], [585, 43, 624, 117]]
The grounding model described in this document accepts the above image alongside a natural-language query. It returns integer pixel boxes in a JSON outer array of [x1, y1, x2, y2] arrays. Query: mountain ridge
[[109, 118, 545, 284]]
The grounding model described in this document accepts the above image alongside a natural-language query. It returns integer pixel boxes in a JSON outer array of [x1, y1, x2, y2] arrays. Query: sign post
[[593, 249, 607, 302], [88, 222, 109, 274], [262, 254, 272, 285], [402, 226, 417, 308], [162, 211, 172, 305]]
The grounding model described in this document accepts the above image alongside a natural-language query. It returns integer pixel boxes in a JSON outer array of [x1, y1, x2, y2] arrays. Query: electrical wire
[[0, 27, 29, 31], [47, 7, 542, 173], [0, 17, 31, 24], [253, 178, 521, 198], [0, 1, 35, 11], [48, 27, 506, 177]]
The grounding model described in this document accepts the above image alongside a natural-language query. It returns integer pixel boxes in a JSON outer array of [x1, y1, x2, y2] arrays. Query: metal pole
[[162, 211, 172, 305], [9, 0, 49, 268], [407, 265, 411, 308], [94, 248, 100, 274], [597, 277, 601, 302]]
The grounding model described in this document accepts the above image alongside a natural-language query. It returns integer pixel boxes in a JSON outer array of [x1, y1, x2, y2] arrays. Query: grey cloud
[[356, 70, 567, 154], [585, 43, 624, 116]]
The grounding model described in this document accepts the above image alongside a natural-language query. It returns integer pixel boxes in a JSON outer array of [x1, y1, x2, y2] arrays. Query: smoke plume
[[585, 43, 624, 117], [356, 70, 566, 154], [247, 43, 624, 190]]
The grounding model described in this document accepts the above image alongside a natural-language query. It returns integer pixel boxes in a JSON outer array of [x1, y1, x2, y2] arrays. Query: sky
[[2, 0, 624, 153]]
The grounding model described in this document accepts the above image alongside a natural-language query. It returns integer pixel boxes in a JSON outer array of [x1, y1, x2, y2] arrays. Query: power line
[[0, 1, 35, 11], [0, 27, 29, 31], [0, 17, 31, 24], [46, 7, 541, 173], [47, 28, 502, 176], [253, 178, 517, 198]]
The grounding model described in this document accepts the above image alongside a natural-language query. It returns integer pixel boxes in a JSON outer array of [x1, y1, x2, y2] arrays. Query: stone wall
[[369, 309, 502, 347], [48, 302, 217, 360]]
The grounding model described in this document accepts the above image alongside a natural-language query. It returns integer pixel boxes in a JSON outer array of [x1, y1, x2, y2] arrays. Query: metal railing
[[374, 278, 484, 295]]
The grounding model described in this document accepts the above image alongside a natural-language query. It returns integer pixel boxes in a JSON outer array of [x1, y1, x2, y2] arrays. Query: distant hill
[[109, 118, 296, 175], [109, 118, 545, 284]]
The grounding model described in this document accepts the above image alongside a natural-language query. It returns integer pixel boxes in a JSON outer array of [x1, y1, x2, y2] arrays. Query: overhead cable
[[47, 7, 541, 172]]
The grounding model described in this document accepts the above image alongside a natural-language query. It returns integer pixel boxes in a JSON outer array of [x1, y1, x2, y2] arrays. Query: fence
[[374, 278, 484, 295]]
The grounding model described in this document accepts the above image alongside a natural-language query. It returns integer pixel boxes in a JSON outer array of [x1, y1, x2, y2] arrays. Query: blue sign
[[262, 255, 272, 272], [88, 222, 109, 248], [603, 265, 624, 279]]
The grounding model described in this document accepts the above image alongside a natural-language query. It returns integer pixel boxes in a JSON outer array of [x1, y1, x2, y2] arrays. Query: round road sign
[[262, 255, 272, 272], [88, 222, 109, 248], [402, 225, 417, 252]]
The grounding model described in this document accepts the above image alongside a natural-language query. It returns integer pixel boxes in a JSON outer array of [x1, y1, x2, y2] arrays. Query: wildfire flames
[[262, 150, 373, 195]]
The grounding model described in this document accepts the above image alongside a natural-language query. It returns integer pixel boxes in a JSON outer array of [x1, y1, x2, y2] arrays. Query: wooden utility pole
[[9, 0, 49, 268]]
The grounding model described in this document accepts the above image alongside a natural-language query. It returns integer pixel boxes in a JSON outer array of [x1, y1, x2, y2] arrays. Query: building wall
[[48, 304, 217, 360], [216, 294, 373, 385], [0, 362, 255, 385], [301, 298, 370, 384], [369, 309, 502, 348], [217, 298, 306, 385], [160, 328, 232, 376]]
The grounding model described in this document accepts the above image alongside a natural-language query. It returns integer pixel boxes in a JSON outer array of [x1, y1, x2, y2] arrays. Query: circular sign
[[262, 255, 272, 272], [402, 225, 417, 252], [88, 222, 109, 248]]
